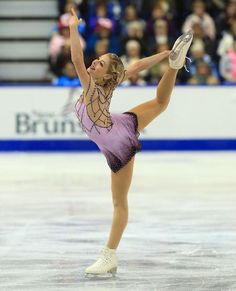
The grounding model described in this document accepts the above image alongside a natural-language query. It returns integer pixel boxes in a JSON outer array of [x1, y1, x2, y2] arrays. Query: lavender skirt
[[75, 102, 142, 173]]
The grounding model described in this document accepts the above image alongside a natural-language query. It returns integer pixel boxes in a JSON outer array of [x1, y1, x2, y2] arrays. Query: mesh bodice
[[74, 72, 141, 173], [75, 75, 114, 134]]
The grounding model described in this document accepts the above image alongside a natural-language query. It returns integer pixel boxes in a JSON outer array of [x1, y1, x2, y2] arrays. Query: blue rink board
[[0, 139, 236, 151]]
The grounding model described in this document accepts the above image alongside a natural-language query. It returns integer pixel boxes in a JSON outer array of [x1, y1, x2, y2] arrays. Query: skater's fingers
[[70, 8, 83, 24], [71, 8, 76, 16]]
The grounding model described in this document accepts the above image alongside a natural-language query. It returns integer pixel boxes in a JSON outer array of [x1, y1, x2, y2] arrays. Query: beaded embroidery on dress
[[74, 72, 141, 173], [75, 75, 114, 134]]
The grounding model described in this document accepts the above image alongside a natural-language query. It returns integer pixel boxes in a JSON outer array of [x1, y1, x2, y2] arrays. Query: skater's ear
[[103, 73, 112, 80], [104, 71, 119, 82]]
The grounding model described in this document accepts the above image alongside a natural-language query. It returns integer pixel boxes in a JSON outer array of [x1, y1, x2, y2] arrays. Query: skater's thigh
[[111, 156, 135, 207], [127, 98, 166, 131]]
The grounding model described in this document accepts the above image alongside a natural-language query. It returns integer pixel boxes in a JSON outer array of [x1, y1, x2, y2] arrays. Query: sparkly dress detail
[[74, 75, 141, 172]]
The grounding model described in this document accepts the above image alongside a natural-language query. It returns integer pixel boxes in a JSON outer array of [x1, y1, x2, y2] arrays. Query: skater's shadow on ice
[[84, 275, 121, 282]]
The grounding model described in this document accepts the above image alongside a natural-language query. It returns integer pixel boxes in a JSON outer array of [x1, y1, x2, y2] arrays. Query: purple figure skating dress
[[74, 75, 141, 173]]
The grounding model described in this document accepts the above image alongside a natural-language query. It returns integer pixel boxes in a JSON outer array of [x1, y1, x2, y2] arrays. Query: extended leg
[[127, 30, 193, 132], [127, 67, 178, 132]]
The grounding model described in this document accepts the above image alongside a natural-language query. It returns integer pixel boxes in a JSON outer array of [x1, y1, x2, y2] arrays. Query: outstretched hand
[[69, 8, 83, 27], [163, 50, 171, 57]]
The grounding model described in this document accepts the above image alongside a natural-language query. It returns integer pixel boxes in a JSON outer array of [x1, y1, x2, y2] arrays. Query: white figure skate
[[169, 30, 193, 70], [85, 246, 118, 277]]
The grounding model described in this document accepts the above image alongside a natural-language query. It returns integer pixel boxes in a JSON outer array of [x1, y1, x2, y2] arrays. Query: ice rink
[[0, 152, 236, 291]]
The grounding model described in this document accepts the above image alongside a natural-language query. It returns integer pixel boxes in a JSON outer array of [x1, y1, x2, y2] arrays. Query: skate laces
[[184, 56, 192, 73], [100, 248, 112, 264]]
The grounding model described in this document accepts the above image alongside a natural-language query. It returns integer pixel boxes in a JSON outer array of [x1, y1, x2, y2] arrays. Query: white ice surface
[[0, 152, 236, 291]]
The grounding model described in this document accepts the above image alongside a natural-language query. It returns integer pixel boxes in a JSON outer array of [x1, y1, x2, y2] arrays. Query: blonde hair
[[95, 53, 125, 89]]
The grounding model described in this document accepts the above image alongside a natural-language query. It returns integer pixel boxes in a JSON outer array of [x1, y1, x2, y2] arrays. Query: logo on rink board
[[15, 112, 84, 136]]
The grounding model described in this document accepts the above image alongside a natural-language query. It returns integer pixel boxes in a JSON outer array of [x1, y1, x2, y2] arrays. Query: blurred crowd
[[48, 0, 236, 86]]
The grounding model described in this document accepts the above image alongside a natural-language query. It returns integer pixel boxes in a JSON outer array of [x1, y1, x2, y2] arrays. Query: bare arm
[[69, 9, 89, 90], [121, 50, 170, 83]]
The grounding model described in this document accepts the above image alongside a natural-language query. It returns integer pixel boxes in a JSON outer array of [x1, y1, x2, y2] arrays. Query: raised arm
[[69, 8, 89, 90], [121, 50, 170, 83]]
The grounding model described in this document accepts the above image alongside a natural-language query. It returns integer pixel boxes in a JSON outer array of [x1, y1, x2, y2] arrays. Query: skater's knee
[[154, 98, 169, 111], [112, 198, 128, 211]]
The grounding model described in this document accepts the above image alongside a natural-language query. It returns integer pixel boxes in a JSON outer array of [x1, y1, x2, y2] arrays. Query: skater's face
[[88, 53, 124, 88], [87, 54, 111, 80]]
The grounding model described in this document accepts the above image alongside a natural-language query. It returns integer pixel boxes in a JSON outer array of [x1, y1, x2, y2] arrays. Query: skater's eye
[[98, 57, 105, 67]]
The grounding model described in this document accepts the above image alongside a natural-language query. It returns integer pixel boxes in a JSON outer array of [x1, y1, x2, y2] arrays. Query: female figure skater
[[69, 9, 193, 276]]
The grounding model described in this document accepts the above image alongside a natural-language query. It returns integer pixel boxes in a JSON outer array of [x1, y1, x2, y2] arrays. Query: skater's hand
[[69, 8, 83, 27], [154, 50, 170, 64], [162, 50, 171, 58]]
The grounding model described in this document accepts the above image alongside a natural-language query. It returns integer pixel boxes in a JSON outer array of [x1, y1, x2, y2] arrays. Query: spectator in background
[[94, 38, 110, 58], [129, 0, 174, 18], [121, 73, 147, 86], [86, 18, 120, 56], [206, 0, 226, 11], [158, 0, 173, 13], [173, 0, 193, 32], [203, 0, 226, 18], [57, 0, 88, 19], [147, 19, 170, 55], [146, 1, 174, 39], [121, 39, 142, 66], [191, 22, 215, 58], [54, 61, 81, 86], [187, 61, 219, 85], [88, 1, 117, 35], [63, 1, 77, 14], [216, 0, 236, 37], [120, 5, 145, 38], [48, 19, 71, 65], [120, 40, 147, 85], [49, 14, 86, 76], [124, 0, 146, 16], [217, 20, 236, 57], [51, 41, 71, 77], [182, 0, 216, 40], [51, 1, 234, 86], [219, 39, 236, 83], [85, 38, 110, 68], [49, 3, 85, 70], [120, 20, 146, 55], [59, 2, 86, 37], [149, 43, 170, 84], [189, 39, 218, 79], [89, 1, 108, 29]]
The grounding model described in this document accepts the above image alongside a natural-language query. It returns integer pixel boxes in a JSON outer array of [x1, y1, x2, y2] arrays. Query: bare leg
[[106, 156, 135, 249], [127, 67, 178, 131], [106, 68, 178, 249], [106, 69, 178, 248], [155, 67, 178, 106]]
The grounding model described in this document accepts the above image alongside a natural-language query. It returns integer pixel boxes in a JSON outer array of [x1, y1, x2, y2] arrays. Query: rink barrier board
[[1, 86, 236, 150], [0, 139, 236, 151]]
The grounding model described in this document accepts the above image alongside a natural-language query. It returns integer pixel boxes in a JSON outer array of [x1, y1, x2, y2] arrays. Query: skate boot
[[85, 246, 118, 277], [169, 30, 193, 70]]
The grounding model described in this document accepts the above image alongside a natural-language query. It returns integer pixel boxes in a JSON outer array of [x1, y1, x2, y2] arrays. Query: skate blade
[[170, 31, 193, 59], [180, 30, 193, 43], [169, 33, 193, 61], [85, 267, 117, 279]]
